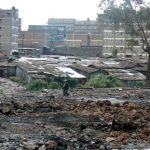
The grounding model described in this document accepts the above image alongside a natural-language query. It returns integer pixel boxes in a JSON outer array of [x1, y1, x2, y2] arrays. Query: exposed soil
[[0, 78, 150, 150]]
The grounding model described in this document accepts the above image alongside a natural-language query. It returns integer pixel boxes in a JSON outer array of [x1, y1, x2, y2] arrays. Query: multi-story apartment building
[[103, 28, 144, 57], [0, 7, 20, 55]]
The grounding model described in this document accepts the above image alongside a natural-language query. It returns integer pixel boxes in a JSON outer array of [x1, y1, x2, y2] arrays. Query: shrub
[[48, 81, 62, 89], [67, 78, 78, 88], [106, 75, 123, 87], [53, 77, 64, 83], [135, 80, 145, 88], [27, 80, 48, 91], [54, 77, 78, 88], [84, 74, 123, 88], [27, 79, 63, 91], [12, 76, 78, 91], [112, 47, 118, 57]]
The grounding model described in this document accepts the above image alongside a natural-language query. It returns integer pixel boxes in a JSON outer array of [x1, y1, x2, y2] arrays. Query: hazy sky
[[0, 0, 100, 30]]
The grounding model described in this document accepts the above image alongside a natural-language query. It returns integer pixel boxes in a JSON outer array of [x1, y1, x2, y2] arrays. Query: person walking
[[63, 80, 69, 96]]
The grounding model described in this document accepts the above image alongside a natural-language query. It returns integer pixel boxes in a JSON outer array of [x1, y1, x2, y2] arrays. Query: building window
[[120, 47, 124, 51], [120, 32, 124, 35]]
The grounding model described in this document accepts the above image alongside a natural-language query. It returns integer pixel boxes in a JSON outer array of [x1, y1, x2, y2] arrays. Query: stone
[[46, 140, 57, 149], [122, 94, 129, 99], [105, 137, 115, 142], [21, 139, 37, 150], [99, 145, 105, 150], [38, 145, 46, 150], [110, 131, 120, 137], [103, 100, 111, 106], [2, 106, 12, 115]]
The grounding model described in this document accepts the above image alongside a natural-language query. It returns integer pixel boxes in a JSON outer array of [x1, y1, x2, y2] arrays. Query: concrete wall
[[66, 33, 102, 47], [16, 66, 29, 81], [18, 31, 47, 49], [42, 47, 103, 57], [7, 66, 16, 76], [18, 31, 103, 50], [0, 66, 16, 77]]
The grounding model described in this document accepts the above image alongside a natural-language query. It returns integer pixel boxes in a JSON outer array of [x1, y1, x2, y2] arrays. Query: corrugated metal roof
[[16, 56, 147, 81], [0, 62, 16, 67], [105, 69, 146, 80], [17, 61, 86, 79], [70, 64, 98, 73], [56, 67, 86, 79]]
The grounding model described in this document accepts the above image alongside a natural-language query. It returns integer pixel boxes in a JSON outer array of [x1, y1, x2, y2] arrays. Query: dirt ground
[[0, 78, 150, 150]]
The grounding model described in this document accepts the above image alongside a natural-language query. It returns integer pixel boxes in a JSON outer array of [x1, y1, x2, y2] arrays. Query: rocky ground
[[0, 78, 150, 150]]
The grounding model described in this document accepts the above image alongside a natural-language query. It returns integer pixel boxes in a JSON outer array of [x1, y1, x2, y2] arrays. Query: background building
[[18, 18, 103, 50], [0, 7, 20, 55], [47, 18, 102, 48], [103, 26, 146, 57], [0, 7, 146, 58]]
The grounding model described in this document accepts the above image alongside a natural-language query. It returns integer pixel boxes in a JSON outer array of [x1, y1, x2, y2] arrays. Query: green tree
[[112, 47, 118, 57], [98, 0, 150, 86], [126, 38, 139, 56]]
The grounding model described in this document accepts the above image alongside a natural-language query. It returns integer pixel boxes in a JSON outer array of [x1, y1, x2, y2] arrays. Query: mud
[[0, 78, 150, 149]]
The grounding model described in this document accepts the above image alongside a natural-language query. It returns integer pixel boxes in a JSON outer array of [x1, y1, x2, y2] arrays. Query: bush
[[27, 80, 48, 91], [48, 81, 62, 89], [27, 80, 62, 91], [11, 76, 78, 91], [47, 78, 77, 89], [106, 75, 123, 87], [135, 81, 145, 88], [54, 77, 78, 88], [84, 75, 123, 88], [112, 47, 118, 57], [53, 77, 64, 83], [68, 78, 78, 88]]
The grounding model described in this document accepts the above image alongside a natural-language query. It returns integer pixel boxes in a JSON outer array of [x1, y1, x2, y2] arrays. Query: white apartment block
[[103, 29, 143, 57], [0, 7, 20, 55]]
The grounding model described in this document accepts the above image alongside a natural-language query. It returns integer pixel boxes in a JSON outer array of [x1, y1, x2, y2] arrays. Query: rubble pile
[[0, 98, 149, 149], [0, 100, 62, 115], [71, 100, 150, 145]]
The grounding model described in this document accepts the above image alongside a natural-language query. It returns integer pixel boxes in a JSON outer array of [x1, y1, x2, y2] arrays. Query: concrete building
[[103, 28, 145, 57], [47, 18, 98, 33], [19, 18, 102, 49], [0, 7, 20, 55], [19, 29, 47, 50], [47, 18, 102, 47], [18, 18, 103, 57], [17, 16, 149, 58]]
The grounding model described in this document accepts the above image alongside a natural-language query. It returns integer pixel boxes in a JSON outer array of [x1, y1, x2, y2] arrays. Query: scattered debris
[[0, 78, 149, 149]]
